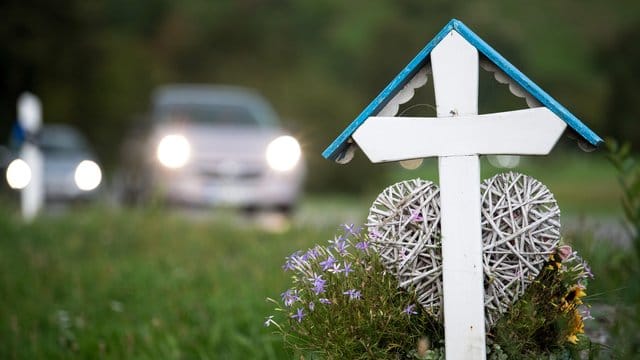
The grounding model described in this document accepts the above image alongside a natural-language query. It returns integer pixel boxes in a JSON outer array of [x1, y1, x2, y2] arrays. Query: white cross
[[352, 31, 566, 359]]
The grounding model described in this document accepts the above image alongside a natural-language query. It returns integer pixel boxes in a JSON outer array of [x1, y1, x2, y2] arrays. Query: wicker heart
[[367, 173, 561, 327]]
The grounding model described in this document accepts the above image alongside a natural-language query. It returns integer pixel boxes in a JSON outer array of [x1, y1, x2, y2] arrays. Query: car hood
[[152, 123, 286, 161], [44, 153, 96, 174]]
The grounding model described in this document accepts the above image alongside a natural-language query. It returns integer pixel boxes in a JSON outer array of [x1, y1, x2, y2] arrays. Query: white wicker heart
[[480, 172, 561, 325], [367, 179, 443, 318], [367, 173, 561, 327]]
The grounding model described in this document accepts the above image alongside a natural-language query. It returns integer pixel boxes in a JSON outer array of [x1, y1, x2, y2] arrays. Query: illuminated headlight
[[6, 159, 32, 190], [266, 135, 301, 172], [157, 134, 190, 169], [74, 160, 102, 191]]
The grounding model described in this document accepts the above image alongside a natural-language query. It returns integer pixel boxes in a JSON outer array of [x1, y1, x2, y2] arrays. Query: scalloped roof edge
[[322, 19, 603, 162]]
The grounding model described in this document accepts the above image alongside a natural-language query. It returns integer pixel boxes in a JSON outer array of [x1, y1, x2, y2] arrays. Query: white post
[[18, 92, 44, 221], [432, 30, 486, 359]]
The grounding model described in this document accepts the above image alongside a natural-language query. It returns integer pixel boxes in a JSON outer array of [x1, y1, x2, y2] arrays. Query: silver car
[[5, 124, 102, 202], [142, 85, 305, 212]]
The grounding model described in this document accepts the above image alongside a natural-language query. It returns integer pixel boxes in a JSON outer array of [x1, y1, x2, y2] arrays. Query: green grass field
[[0, 153, 638, 359], [0, 206, 339, 359]]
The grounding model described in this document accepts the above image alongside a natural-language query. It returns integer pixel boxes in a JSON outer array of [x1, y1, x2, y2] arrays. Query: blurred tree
[[598, 23, 640, 149], [1, 0, 639, 193], [0, 0, 102, 139]]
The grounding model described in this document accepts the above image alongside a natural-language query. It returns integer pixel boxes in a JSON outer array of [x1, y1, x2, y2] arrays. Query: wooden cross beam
[[353, 31, 566, 359]]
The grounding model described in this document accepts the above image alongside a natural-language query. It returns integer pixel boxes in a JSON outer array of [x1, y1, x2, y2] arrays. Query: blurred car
[[5, 124, 103, 202], [123, 85, 305, 212]]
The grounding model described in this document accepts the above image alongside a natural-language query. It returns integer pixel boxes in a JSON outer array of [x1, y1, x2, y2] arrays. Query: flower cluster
[[275, 224, 369, 324], [549, 245, 594, 345], [491, 243, 596, 358], [266, 224, 443, 359], [266, 224, 597, 359]]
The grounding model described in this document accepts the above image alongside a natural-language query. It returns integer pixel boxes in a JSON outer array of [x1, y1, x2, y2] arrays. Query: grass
[[0, 205, 334, 359]]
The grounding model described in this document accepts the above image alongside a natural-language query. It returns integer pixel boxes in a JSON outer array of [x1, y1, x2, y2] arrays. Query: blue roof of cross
[[322, 19, 603, 162]]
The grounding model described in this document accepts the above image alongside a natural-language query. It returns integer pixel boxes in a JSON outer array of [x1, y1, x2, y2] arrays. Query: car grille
[[195, 159, 265, 182], [198, 168, 263, 180]]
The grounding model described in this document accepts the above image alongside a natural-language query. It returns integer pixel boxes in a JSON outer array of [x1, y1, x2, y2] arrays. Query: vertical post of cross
[[18, 92, 44, 221], [431, 30, 486, 359]]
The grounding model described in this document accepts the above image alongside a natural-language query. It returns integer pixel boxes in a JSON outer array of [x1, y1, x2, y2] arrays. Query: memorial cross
[[322, 19, 603, 360], [354, 29, 567, 360]]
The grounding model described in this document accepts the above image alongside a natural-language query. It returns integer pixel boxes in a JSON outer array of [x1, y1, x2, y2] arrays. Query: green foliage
[[491, 249, 594, 359], [601, 139, 640, 357], [606, 139, 640, 263], [268, 228, 443, 359]]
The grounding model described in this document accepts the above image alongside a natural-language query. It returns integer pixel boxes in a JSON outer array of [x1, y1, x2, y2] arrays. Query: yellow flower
[[565, 309, 585, 345], [547, 252, 564, 270], [545, 262, 562, 271], [573, 312, 585, 334], [565, 285, 587, 305]]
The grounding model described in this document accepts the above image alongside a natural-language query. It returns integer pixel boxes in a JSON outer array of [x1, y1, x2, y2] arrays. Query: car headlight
[[266, 135, 301, 172], [74, 160, 102, 191], [6, 158, 32, 190], [157, 134, 191, 169]]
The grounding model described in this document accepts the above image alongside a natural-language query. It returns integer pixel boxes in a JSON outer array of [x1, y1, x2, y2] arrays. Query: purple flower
[[582, 260, 594, 279], [291, 308, 305, 322], [334, 238, 349, 255], [355, 240, 370, 252], [309, 273, 324, 285], [368, 228, 382, 239], [557, 245, 573, 261], [309, 274, 326, 295], [305, 247, 320, 260], [282, 259, 295, 271], [281, 289, 300, 307], [308, 302, 315, 311], [409, 209, 423, 223], [319, 298, 331, 305], [283, 251, 303, 271], [264, 315, 276, 327], [343, 289, 361, 300], [342, 261, 353, 277], [342, 223, 362, 236], [329, 262, 342, 274], [313, 282, 326, 295], [329, 235, 345, 244], [320, 255, 337, 271], [399, 247, 410, 261], [580, 306, 594, 320], [403, 304, 418, 316]]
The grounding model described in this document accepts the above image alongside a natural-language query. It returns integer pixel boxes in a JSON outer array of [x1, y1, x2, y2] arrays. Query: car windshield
[[156, 103, 261, 127], [39, 127, 89, 155]]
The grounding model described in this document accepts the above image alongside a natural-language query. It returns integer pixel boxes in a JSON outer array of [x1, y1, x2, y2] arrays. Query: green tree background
[[1, 0, 639, 193]]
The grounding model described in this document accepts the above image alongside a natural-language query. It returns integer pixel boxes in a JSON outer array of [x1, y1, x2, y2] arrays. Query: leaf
[[622, 158, 636, 174], [619, 142, 632, 159]]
